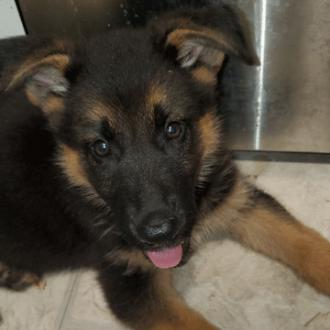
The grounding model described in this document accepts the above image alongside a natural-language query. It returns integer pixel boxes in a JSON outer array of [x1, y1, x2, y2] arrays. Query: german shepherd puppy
[[0, 3, 329, 330]]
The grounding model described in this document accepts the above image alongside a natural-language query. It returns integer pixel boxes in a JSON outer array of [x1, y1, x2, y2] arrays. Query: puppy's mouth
[[145, 244, 183, 269]]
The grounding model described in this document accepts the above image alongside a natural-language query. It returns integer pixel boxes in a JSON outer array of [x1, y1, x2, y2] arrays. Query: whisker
[[99, 225, 115, 240], [105, 248, 120, 260], [94, 219, 107, 227], [92, 206, 112, 224], [110, 230, 122, 237]]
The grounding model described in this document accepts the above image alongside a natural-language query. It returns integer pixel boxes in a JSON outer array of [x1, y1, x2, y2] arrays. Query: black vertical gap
[[14, 0, 29, 34]]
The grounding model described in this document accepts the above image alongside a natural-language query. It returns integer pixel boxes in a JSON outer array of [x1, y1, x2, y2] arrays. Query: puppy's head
[[2, 4, 258, 269]]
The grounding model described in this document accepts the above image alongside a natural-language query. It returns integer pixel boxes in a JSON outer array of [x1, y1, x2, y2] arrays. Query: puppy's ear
[[150, 4, 259, 86], [1, 37, 77, 117]]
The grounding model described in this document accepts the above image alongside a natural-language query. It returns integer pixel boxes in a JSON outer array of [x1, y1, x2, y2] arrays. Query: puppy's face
[[57, 34, 219, 268], [3, 5, 258, 269]]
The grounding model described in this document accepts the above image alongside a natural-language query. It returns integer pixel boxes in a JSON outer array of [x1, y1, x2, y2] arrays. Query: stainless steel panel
[[0, 0, 25, 38], [223, 0, 330, 152], [17, 0, 330, 152]]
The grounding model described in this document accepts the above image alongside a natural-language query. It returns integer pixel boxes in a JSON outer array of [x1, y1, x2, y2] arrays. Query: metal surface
[[0, 0, 25, 38], [17, 0, 330, 153], [223, 0, 330, 152]]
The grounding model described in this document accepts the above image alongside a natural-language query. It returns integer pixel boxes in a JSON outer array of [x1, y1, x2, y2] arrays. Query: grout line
[[55, 272, 82, 330], [304, 312, 321, 327]]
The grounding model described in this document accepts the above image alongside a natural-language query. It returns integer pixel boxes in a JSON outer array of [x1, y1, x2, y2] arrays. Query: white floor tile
[[0, 272, 77, 330]]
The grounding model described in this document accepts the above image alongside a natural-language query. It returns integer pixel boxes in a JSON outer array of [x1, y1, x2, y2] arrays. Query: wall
[[0, 0, 25, 39]]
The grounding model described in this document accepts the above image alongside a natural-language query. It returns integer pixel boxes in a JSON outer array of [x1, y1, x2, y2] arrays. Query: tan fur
[[192, 176, 250, 246], [106, 249, 154, 273], [43, 96, 65, 115], [229, 204, 330, 295], [0, 262, 44, 289], [56, 144, 106, 207], [193, 172, 330, 295], [106, 248, 218, 329], [26, 91, 65, 115], [57, 144, 90, 188], [105, 255, 219, 329], [166, 23, 233, 54], [198, 111, 222, 157], [146, 84, 168, 119], [196, 110, 223, 186], [6, 52, 70, 119], [1, 38, 73, 91], [86, 101, 116, 126], [148, 271, 219, 330], [192, 66, 218, 86], [25, 88, 41, 107], [17, 272, 45, 289]]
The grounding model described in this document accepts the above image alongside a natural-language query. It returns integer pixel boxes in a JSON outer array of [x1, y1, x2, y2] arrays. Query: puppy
[[0, 3, 329, 330]]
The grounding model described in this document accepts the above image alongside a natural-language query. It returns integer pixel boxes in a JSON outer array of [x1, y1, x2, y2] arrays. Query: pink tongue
[[146, 245, 183, 269]]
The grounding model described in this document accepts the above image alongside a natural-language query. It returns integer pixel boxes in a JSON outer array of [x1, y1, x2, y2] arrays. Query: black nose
[[138, 212, 178, 243]]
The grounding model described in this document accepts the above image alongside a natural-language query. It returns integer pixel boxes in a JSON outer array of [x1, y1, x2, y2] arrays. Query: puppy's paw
[[0, 262, 44, 291]]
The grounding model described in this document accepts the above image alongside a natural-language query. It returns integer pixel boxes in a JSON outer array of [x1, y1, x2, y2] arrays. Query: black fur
[[0, 3, 258, 329]]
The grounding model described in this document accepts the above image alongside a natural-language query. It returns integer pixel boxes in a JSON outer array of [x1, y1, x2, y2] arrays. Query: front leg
[[194, 177, 330, 295], [231, 187, 330, 295], [98, 265, 219, 330]]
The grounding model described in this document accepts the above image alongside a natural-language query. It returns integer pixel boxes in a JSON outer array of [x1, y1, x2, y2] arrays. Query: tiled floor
[[1, 160, 330, 330]]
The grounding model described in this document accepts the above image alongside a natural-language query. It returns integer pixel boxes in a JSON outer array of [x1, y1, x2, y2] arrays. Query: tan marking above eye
[[86, 101, 116, 126], [146, 84, 168, 120]]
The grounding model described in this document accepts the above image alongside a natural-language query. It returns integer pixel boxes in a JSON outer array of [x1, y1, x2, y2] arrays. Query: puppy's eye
[[91, 140, 110, 157], [165, 122, 184, 139]]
